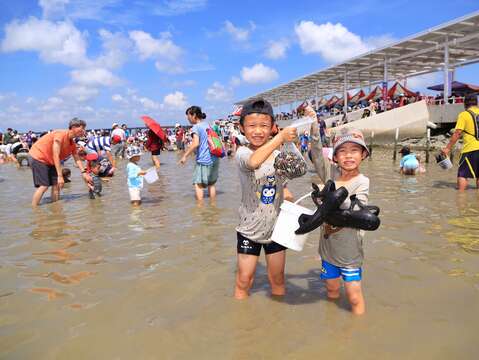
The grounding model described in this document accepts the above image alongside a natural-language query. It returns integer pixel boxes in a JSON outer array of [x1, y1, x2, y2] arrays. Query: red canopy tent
[[388, 82, 417, 98], [427, 81, 479, 95], [349, 90, 366, 104], [317, 97, 328, 107], [334, 92, 352, 107], [359, 86, 382, 101], [231, 105, 243, 116], [325, 95, 339, 108]]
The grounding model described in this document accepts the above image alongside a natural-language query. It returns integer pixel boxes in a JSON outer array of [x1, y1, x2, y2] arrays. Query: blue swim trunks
[[320, 260, 362, 282]]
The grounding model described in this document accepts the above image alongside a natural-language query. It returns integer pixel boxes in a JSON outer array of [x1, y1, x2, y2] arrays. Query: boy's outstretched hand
[[303, 105, 317, 119], [280, 127, 298, 143]]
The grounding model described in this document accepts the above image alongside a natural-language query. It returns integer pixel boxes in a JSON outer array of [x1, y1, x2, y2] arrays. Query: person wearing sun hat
[[315, 126, 371, 315], [126, 145, 146, 206]]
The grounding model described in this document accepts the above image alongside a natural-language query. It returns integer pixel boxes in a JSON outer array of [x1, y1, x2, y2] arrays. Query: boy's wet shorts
[[320, 260, 362, 282], [237, 232, 286, 256]]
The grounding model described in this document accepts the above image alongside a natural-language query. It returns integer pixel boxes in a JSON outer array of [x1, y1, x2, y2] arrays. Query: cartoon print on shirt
[[255, 175, 277, 204], [260, 185, 276, 204]]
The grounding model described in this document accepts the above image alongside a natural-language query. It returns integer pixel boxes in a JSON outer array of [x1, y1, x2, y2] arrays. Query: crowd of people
[[1, 91, 478, 316]]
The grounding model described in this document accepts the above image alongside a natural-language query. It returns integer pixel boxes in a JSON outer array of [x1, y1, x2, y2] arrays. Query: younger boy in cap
[[319, 127, 370, 315]]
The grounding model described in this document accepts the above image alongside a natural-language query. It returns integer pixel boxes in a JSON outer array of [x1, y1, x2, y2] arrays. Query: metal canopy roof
[[235, 11, 479, 106]]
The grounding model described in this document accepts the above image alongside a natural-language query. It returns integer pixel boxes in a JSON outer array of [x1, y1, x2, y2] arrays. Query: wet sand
[[1, 150, 479, 359]]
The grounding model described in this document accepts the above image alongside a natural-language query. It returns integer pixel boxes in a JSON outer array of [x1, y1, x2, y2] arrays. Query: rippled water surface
[[1, 150, 479, 359]]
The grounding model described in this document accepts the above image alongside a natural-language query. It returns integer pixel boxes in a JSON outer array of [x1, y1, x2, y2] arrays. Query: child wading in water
[[319, 127, 370, 315], [126, 146, 146, 206], [234, 99, 297, 299]]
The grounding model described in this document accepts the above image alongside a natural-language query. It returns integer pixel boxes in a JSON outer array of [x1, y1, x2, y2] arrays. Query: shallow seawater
[[1, 149, 478, 359]]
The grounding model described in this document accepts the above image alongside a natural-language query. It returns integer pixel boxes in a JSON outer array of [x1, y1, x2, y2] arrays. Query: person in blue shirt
[[179, 106, 220, 201], [299, 130, 310, 154], [126, 146, 146, 206], [399, 146, 423, 175]]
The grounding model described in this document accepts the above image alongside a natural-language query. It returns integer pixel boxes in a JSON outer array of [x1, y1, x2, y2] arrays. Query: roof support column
[[444, 37, 450, 102], [383, 59, 388, 102], [343, 72, 348, 114]]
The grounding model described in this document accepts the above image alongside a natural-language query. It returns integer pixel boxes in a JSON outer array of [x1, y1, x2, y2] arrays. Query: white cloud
[[129, 30, 184, 73], [223, 20, 255, 42], [295, 21, 370, 63], [205, 82, 233, 103], [240, 63, 279, 84], [58, 85, 99, 102], [155, 60, 184, 74], [7, 105, 21, 113], [1, 17, 89, 67], [365, 34, 397, 49], [265, 39, 289, 60], [39, 0, 70, 19], [112, 94, 125, 102], [163, 91, 188, 109], [153, 0, 207, 16], [138, 97, 160, 110], [71, 67, 121, 87], [95, 29, 132, 69], [39, 96, 64, 111]]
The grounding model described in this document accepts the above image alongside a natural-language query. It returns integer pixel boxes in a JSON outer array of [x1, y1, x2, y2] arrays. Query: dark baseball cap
[[240, 99, 274, 120]]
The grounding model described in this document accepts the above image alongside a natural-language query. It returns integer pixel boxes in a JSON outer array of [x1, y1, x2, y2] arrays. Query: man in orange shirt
[[29, 118, 90, 206]]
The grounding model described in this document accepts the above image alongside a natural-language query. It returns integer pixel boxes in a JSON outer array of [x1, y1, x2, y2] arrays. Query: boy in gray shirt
[[319, 126, 370, 315], [234, 99, 297, 300]]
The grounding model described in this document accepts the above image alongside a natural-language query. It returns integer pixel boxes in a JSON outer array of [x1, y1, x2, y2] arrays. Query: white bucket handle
[[293, 183, 324, 205], [294, 192, 313, 205]]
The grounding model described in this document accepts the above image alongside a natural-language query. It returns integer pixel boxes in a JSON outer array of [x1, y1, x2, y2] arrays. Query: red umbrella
[[141, 115, 167, 143]]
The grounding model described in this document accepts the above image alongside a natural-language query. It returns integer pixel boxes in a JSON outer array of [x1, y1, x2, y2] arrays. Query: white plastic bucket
[[144, 167, 159, 184], [271, 193, 315, 251], [438, 157, 453, 170]]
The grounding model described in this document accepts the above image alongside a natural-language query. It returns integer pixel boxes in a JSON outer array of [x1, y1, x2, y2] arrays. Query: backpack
[[206, 126, 225, 158], [466, 110, 479, 140]]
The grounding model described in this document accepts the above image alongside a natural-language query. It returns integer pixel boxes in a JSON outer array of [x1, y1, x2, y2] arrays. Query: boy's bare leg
[[325, 278, 341, 299], [235, 254, 258, 299], [344, 281, 365, 315], [194, 184, 205, 200], [265, 250, 286, 296]]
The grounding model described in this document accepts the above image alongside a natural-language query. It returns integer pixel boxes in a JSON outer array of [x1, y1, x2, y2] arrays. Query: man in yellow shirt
[[442, 95, 479, 190]]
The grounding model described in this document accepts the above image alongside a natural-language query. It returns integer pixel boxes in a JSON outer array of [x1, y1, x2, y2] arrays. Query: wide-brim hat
[[332, 127, 369, 158]]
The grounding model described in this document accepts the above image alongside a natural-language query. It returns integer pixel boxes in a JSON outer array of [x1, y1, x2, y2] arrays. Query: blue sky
[[0, 0, 478, 131]]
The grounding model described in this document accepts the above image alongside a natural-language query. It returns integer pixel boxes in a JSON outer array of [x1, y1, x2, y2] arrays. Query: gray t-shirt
[[235, 146, 286, 244], [318, 174, 369, 268]]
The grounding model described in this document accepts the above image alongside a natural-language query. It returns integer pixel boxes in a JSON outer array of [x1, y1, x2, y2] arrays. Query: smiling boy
[[319, 128, 370, 315], [234, 99, 297, 299]]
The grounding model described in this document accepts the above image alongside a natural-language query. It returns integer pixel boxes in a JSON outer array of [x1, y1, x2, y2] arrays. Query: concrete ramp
[[332, 100, 430, 142]]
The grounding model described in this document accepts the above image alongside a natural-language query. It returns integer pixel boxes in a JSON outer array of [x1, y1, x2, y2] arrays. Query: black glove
[[325, 195, 380, 231], [295, 180, 348, 235]]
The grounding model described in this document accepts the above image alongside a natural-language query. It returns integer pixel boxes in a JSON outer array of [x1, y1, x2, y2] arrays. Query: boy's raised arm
[[305, 106, 330, 183], [247, 127, 297, 169]]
